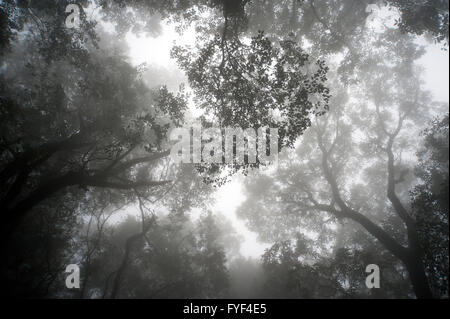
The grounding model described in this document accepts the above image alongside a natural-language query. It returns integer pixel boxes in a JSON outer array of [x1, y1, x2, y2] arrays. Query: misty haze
[[0, 0, 448, 300]]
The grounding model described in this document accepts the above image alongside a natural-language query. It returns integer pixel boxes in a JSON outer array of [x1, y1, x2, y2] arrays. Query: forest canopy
[[0, 0, 448, 299]]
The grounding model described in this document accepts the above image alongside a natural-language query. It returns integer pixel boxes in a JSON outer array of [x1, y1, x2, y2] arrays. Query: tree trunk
[[110, 229, 149, 299], [404, 253, 433, 299]]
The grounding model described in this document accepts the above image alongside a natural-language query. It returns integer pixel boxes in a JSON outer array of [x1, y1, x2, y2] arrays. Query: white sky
[[418, 43, 449, 102], [123, 16, 449, 259]]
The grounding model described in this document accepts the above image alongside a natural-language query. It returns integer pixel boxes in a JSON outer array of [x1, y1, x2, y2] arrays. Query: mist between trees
[[0, 0, 448, 299]]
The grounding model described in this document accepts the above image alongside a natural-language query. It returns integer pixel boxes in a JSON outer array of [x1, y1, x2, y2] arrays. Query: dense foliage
[[0, 0, 448, 298]]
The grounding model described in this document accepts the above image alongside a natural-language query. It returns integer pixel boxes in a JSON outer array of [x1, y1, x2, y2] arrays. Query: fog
[[0, 0, 448, 299]]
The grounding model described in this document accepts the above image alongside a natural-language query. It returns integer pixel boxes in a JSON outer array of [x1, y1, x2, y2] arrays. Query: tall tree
[[237, 28, 447, 298], [410, 115, 449, 297]]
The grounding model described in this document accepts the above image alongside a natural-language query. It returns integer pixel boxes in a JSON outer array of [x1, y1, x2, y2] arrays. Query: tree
[[71, 210, 232, 299], [1, 0, 447, 299], [237, 28, 447, 298], [411, 115, 449, 297], [0, 1, 188, 241], [386, 0, 449, 45], [0, 0, 190, 296]]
